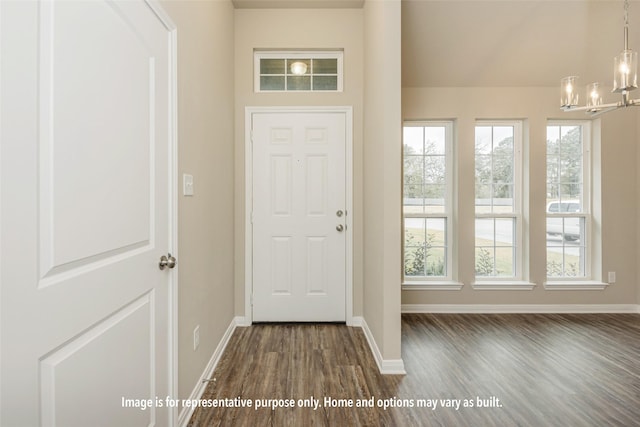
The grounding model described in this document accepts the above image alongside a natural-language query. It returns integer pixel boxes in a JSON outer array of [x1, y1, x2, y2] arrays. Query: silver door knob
[[336, 210, 344, 217], [336, 224, 344, 232], [159, 253, 176, 270]]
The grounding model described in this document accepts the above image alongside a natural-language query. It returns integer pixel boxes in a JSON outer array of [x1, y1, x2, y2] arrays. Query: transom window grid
[[474, 122, 523, 279], [546, 122, 591, 279], [254, 51, 343, 92], [403, 122, 453, 281]]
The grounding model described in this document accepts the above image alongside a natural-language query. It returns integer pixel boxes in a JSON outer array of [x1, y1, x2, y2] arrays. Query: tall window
[[403, 122, 453, 281], [474, 122, 523, 279], [546, 122, 590, 278]]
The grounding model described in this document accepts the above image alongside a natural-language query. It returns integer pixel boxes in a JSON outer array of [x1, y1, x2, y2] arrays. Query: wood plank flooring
[[187, 314, 640, 426]]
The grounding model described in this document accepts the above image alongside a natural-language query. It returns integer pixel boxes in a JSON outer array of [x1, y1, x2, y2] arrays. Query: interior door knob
[[336, 224, 344, 232], [159, 253, 176, 270]]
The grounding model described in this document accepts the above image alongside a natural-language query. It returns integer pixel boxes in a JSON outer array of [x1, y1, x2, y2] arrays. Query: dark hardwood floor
[[187, 314, 640, 426]]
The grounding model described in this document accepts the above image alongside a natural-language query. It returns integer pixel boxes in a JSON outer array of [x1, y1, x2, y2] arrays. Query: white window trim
[[474, 120, 527, 284], [401, 282, 464, 291], [471, 280, 536, 290], [402, 121, 456, 286], [544, 120, 607, 288], [254, 50, 344, 93]]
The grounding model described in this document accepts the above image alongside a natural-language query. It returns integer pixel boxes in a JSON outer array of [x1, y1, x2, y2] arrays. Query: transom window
[[254, 51, 343, 92], [474, 122, 523, 279], [403, 122, 453, 281]]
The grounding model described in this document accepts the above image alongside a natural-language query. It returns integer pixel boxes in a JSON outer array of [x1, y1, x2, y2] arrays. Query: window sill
[[471, 281, 536, 291], [543, 281, 609, 291], [402, 281, 464, 291]]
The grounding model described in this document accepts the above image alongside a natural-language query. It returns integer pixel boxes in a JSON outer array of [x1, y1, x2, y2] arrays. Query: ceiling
[[402, 0, 640, 87]]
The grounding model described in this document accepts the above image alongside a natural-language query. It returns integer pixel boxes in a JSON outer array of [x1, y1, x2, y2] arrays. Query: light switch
[[183, 174, 194, 196]]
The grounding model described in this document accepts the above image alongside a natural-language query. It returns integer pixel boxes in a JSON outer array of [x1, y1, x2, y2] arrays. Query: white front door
[[252, 111, 347, 322], [1, 1, 176, 426]]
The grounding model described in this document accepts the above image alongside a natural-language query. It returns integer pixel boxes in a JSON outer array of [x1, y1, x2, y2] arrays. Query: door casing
[[244, 106, 353, 325]]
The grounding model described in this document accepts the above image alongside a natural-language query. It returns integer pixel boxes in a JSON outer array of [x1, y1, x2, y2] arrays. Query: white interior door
[[1, 1, 176, 426], [252, 111, 347, 322]]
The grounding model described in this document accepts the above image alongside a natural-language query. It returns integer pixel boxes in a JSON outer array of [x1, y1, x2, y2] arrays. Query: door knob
[[159, 253, 176, 270], [336, 210, 344, 217], [336, 224, 344, 232]]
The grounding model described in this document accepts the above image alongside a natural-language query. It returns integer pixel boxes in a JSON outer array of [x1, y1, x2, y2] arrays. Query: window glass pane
[[405, 217, 427, 277], [546, 216, 586, 277], [405, 218, 426, 246], [403, 127, 424, 155], [403, 184, 424, 214], [559, 184, 582, 204], [493, 126, 514, 147], [475, 247, 495, 276], [475, 185, 492, 213], [492, 183, 513, 213], [426, 218, 446, 246], [424, 127, 446, 154], [426, 247, 446, 276], [424, 184, 445, 212], [424, 156, 445, 184], [475, 198, 517, 277], [260, 58, 285, 74], [495, 218, 514, 246], [312, 76, 337, 91], [475, 126, 492, 154], [405, 246, 426, 276], [475, 155, 491, 185], [260, 76, 285, 91], [312, 58, 338, 74], [492, 154, 513, 183], [401, 217, 447, 277], [287, 76, 311, 91], [476, 218, 495, 240], [286, 59, 310, 75], [495, 247, 514, 276], [403, 155, 424, 184]]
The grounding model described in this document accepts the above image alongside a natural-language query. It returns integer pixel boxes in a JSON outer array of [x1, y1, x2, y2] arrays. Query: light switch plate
[[183, 174, 194, 196]]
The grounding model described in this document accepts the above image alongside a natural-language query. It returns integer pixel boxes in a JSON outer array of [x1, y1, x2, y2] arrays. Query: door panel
[[252, 112, 346, 322], [41, 294, 153, 426], [40, 0, 157, 282], [1, 1, 175, 425]]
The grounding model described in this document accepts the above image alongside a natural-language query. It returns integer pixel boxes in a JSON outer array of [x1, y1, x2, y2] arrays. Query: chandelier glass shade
[[561, 0, 640, 116]]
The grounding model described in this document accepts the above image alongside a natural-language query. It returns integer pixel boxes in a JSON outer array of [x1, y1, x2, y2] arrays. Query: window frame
[[254, 50, 344, 93], [473, 120, 525, 282], [545, 120, 592, 281], [402, 121, 457, 286]]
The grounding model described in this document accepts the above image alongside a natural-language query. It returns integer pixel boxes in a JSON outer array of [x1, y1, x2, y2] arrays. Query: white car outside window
[[546, 201, 581, 241]]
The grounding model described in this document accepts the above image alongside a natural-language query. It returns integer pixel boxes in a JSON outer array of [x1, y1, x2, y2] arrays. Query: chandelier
[[560, 0, 639, 116]]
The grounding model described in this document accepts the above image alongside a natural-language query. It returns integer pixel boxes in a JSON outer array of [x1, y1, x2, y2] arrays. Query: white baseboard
[[402, 304, 640, 314], [352, 316, 406, 375], [178, 316, 244, 427]]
